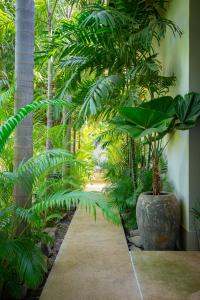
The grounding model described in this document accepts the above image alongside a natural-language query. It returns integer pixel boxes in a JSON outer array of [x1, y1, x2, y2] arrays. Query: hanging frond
[[79, 75, 124, 118], [31, 190, 120, 224]]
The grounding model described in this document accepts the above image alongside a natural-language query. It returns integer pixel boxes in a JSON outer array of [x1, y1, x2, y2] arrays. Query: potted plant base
[[136, 192, 180, 250]]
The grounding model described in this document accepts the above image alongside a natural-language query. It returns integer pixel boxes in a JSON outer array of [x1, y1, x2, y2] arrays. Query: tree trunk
[[62, 106, 71, 176], [130, 138, 137, 191], [152, 156, 161, 195], [46, 0, 54, 151], [78, 130, 81, 149], [73, 128, 76, 154], [14, 0, 34, 208]]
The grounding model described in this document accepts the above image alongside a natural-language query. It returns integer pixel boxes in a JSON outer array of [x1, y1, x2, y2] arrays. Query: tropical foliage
[[0, 0, 189, 298], [0, 104, 118, 299], [116, 93, 200, 194]]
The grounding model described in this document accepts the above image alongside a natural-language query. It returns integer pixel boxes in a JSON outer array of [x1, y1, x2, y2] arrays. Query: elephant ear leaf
[[140, 96, 175, 116], [118, 107, 173, 139], [175, 93, 200, 129]]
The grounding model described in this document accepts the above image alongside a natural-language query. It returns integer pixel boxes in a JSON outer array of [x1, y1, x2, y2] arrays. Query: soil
[[23, 208, 76, 300]]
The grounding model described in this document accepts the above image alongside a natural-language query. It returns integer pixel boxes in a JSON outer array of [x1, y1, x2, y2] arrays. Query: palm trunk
[[46, 0, 54, 151], [14, 0, 34, 208], [147, 142, 151, 169], [152, 156, 161, 195], [62, 106, 71, 176], [78, 130, 81, 149], [67, 117, 72, 153], [46, 57, 54, 150], [130, 138, 137, 191], [127, 135, 131, 177], [73, 128, 76, 154]]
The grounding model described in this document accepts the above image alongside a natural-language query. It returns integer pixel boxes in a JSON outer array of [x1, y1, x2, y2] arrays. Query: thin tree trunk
[[46, 57, 54, 150], [62, 106, 71, 176], [130, 138, 137, 191], [147, 142, 151, 169], [62, 106, 68, 176], [14, 0, 34, 208], [67, 116, 72, 153], [73, 128, 76, 154], [78, 130, 81, 149], [128, 135, 131, 177], [46, 0, 54, 150]]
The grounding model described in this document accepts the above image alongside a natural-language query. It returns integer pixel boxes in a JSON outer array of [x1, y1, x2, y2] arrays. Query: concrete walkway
[[40, 183, 141, 300]]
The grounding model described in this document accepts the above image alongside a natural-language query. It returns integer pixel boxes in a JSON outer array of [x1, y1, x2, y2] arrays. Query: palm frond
[[31, 190, 120, 224], [0, 85, 15, 108], [0, 98, 73, 153], [0, 236, 46, 288], [0, 8, 14, 33], [79, 75, 124, 118], [16, 149, 79, 192]]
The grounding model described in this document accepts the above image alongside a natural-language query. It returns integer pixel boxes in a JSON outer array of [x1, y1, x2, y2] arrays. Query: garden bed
[[121, 218, 143, 252], [23, 208, 76, 300]]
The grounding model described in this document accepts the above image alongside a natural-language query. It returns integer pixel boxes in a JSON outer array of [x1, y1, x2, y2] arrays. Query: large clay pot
[[136, 192, 180, 250]]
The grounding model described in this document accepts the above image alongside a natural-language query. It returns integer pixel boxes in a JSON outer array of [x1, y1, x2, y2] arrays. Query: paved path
[[40, 183, 140, 300]]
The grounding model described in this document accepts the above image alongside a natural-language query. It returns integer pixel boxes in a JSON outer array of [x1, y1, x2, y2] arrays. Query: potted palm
[[116, 93, 200, 250]]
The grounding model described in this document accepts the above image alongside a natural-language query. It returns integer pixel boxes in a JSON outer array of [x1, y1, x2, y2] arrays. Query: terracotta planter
[[136, 192, 180, 250]]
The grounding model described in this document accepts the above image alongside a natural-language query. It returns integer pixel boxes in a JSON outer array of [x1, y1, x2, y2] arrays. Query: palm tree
[[14, 0, 35, 207], [51, 0, 181, 194], [55, 1, 181, 117]]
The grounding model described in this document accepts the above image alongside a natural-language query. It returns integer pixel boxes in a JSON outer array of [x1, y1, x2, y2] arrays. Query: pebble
[[128, 236, 143, 248], [129, 229, 139, 237]]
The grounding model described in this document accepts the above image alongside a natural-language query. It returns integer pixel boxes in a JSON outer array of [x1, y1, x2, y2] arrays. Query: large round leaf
[[118, 107, 173, 139], [140, 96, 175, 116], [175, 93, 200, 128]]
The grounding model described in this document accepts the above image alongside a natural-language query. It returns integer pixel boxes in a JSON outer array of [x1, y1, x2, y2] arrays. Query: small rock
[[129, 244, 142, 251], [44, 227, 57, 239], [129, 229, 139, 237], [128, 236, 143, 248], [41, 243, 50, 257]]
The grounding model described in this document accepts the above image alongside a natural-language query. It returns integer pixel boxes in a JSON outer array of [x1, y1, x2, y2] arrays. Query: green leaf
[[0, 99, 73, 153], [175, 93, 200, 128], [119, 107, 173, 138], [140, 96, 175, 116], [16, 150, 78, 192], [31, 190, 120, 225]]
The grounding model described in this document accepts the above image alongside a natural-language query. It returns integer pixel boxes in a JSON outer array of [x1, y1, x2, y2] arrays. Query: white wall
[[158, 0, 190, 230]]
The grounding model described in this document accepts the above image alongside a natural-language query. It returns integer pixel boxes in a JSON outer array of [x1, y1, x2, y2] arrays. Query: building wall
[[188, 0, 200, 247], [158, 0, 200, 249]]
